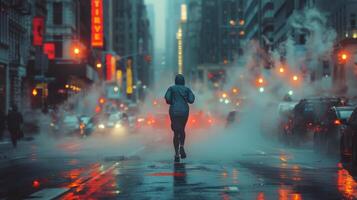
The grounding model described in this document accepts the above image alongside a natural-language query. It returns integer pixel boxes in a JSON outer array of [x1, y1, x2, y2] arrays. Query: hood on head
[[175, 74, 185, 85]]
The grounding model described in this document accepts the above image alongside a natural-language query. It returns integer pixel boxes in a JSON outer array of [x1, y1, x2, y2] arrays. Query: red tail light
[[334, 120, 341, 125], [32, 180, 40, 188]]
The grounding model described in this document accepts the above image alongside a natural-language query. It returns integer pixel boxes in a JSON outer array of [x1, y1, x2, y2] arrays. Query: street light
[[338, 51, 349, 64], [259, 87, 265, 93], [32, 88, 38, 96], [73, 47, 80, 55], [293, 75, 298, 81], [279, 67, 285, 73], [96, 63, 102, 69]]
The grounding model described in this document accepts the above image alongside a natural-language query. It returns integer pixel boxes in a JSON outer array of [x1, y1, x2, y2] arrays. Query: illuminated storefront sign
[[106, 54, 116, 81], [43, 43, 55, 60], [91, 0, 104, 47], [33, 16, 44, 46], [126, 59, 133, 95]]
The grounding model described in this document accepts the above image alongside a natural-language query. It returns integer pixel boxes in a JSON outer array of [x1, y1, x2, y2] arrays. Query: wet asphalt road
[[0, 130, 356, 200]]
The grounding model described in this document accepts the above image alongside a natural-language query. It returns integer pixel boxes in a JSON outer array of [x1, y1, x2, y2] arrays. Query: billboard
[[91, 0, 104, 47], [106, 54, 116, 81]]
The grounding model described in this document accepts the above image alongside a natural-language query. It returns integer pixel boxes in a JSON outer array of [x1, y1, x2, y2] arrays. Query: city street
[[2, 0, 357, 199], [0, 127, 355, 200]]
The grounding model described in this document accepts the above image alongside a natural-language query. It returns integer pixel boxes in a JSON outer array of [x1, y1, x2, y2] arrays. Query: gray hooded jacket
[[165, 74, 195, 117]]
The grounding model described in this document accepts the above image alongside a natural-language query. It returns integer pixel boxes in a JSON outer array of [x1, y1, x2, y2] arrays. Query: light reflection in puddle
[[278, 187, 302, 200], [337, 163, 357, 199]]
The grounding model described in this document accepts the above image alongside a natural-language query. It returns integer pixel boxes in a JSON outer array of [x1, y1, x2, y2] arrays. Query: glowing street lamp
[[73, 47, 80, 55], [222, 93, 228, 98], [259, 87, 265, 93], [293, 75, 298, 81], [32, 88, 38, 96], [258, 78, 264, 84], [341, 53, 348, 60], [279, 67, 285, 73], [96, 63, 102, 69]]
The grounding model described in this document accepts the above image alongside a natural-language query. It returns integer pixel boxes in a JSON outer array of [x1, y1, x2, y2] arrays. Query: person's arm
[[164, 87, 172, 105], [187, 88, 195, 104]]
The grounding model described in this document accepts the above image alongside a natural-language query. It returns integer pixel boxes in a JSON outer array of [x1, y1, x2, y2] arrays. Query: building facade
[[45, 0, 99, 105], [0, 0, 32, 113], [105, 0, 152, 100]]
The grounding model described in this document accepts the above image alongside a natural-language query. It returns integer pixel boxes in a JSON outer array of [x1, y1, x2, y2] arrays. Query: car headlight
[[98, 124, 105, 129]]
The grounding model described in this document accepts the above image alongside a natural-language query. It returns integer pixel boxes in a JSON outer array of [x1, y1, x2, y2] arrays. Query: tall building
[[105, 0, 152, 99], [46, 0, 99, 105], [243, 0, 274, 54], [165, 0, 186, 76], [0, 0, 32, 112], [181, 0, 244, 86], [324, 0, 357, 94]]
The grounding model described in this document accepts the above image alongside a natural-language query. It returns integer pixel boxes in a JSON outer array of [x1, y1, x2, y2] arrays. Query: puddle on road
[[337, 163, 357, 199]]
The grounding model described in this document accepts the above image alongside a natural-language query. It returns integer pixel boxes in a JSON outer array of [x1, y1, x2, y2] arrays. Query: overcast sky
[[145, 0, 167, 50]]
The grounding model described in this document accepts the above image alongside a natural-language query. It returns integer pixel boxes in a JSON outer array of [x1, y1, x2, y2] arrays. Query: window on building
[[0, 11, 9, 46], [53, 2, 63, 25], [53, 35, 63, 58], [350, 14, 356, 28]]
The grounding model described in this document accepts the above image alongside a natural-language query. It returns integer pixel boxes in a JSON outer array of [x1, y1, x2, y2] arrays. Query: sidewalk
[[0, 136, 37, 163]]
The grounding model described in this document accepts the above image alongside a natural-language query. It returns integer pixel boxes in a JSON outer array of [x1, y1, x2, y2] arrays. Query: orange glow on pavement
[[337, 164, 357, 199]]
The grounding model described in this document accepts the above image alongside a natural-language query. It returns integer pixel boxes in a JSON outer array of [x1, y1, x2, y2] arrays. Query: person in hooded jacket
[[165, 74, 195, 162]]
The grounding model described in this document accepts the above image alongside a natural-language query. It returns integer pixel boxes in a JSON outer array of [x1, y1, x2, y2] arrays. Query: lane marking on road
[[0, 141, 10, 145], [25, 162, 119, 200], [25, 188, 69, 200], [127, 146, 146, 157]]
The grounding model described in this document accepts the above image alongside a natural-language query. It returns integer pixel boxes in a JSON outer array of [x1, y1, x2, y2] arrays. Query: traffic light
[[338, 51, 348, 64], [73, 47, 80, 55], [99, 97, 105, 104]]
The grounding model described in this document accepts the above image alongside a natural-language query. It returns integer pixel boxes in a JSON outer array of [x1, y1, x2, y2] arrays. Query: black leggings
[[170, 116, 188, 156]]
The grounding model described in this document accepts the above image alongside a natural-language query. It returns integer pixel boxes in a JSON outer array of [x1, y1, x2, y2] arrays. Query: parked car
[[290, 97, 348, 145], [277, 101, 298, 144], [314, 106, 355, 153], [340, 107, 357, 163]]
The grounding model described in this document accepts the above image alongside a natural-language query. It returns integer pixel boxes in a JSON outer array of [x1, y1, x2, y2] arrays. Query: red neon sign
[[91, 0, 104, 47], [43, 43, 55, 60], [33, 16, 44, 46], [106, 54, 113, 81]]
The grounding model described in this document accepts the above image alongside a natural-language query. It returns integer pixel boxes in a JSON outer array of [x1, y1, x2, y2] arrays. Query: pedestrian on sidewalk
[[0, 109, 5, 140], [6, 105, 23, 148], [165, 74, 195, 163]]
